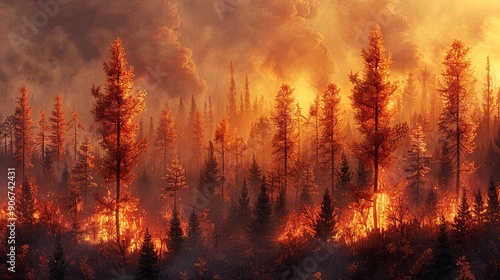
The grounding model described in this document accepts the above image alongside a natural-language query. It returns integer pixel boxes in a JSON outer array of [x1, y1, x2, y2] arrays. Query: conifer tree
[[191, 110, 204, 169], [18, 180, 36, 227], [438, 40, 477, 199], [248, 154, 262, 196], [197, 141, 219, 196], [472, 188, 484, 226], [244, 75, 252, 118], [432, 216, 453, 279], [486, 177, 499, 224], [71, 138, 97, 209], [161, 155, 187, 205], [137, 117, 145, 141], [188, 95, 198, 133], [424, 187, 438, 224], [271, 84, 298, 199], [249, 116, 272, 166], [1, 116, 14, 158], [312, 188, 336, 242], [238, 179, 251, 219], [249, 176, 273, 245], [227, 61, 237, 125], [214, 116, 233, 200], [349, 25, 407, 229], [91, 38, 147, 245], [148, 116, 155, 147], [13, 86, 34, 180], [452, 188, 472, 241], [42, 147, 56, 181], [60, 163, 70, 191], [66, 109, 84, 161], [485, 140, 500, 183], [36, 109, 49, 161], [274, 187, 287, 222], [308, 93, 321, 170], [208, 97, 214, 140], [177, 97, 187, 129], [297, 161, 318, 208], [49, 236, 68, 280], [403, 72, 416, 127], [49, 95, 66, 167], [482, 56, 494, 142], [167, 202, 184, 255], [404, 125, 430, 205], [136, 228, 159, 280], [187, 208, 201, 250], [155, 108, 176, 172], [319, 83, 343, 201], [176, 98, 186, 160], [65, 184, 82, 241], [336, 152, 353, 207]]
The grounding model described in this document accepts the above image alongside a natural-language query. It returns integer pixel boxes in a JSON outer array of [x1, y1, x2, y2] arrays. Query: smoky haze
[[1, 0, 500, 115]]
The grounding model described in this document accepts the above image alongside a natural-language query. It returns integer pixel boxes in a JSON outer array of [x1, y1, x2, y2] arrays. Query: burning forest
[[1, 0, 500, 279]]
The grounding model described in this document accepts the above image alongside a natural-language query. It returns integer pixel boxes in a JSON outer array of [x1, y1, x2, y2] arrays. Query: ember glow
[[1, 1, 500, 279]]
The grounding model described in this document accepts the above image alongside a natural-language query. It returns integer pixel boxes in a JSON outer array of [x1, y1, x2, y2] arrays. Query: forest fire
[[1, 1, 500, 279], [83, 211, 144, 253], [277, 211, 309, 242]]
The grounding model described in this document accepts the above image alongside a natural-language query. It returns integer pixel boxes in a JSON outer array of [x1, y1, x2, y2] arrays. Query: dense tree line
[[1, 25, 500, 279]]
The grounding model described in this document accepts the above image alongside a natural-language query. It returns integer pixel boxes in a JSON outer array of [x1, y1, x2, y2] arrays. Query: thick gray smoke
[[1, 0, 500, 117], [0, 0, 206, 117], [177, 0, 334, 96]]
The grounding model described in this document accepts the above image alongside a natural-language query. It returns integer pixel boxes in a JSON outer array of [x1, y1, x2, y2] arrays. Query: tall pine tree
[[486, 177, 499, 224], [186, 208, 201, 250], [349, 25, 407, 229], [136, 228, 159, 280], [167, 202, 184, 255], [18, 180, 36, 227], [161, 155, 188, 205], [49, 95, 66, 168], [319, 83, 343, 202], [404, 125, 430, 205], [472, 188, 484, 226], [248, 154, 262, 197], [13, 86, 34, 181], [482, 56, 494, 142], [49, 236, 68, 280], [438, 40, 477, 199], [432, 216, 453, 279], [66, 109, 84, 161], [249, 176, 273, 245], [197, 141, 219, 196], [424, 187, 438, 224], [36, 109, 49, 162], [71, 138, 97, 210], [336, 152, 353, 208], [452, 188, 472, 242], [154, 108, 176, 173], [227, 61, 237, 125], [271, 84, 297, 201], [91, 38, 147, 246], [238, 179, 251, 219], [312, 188, 336, 242], [191, 110, 204, 170], [214, 116, 233, 201]]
